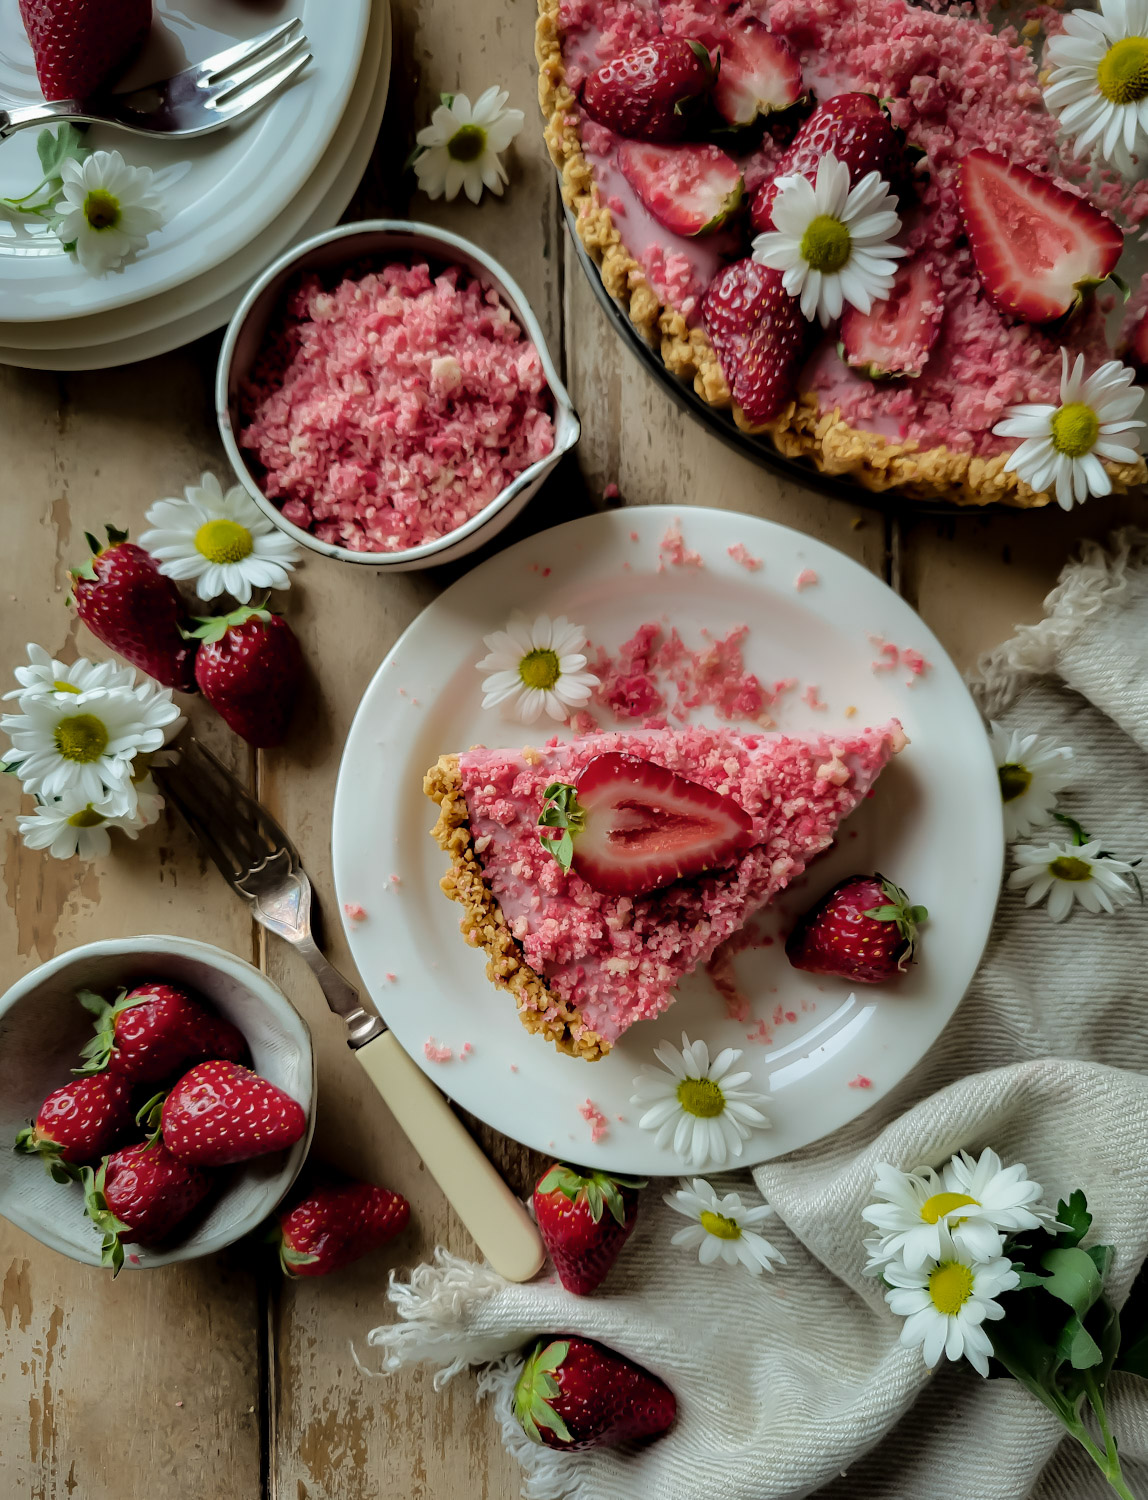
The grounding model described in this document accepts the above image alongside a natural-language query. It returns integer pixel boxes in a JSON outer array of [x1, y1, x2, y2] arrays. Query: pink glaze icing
[[459, 722, 904, 1045], [559, 0, 1141, 455]]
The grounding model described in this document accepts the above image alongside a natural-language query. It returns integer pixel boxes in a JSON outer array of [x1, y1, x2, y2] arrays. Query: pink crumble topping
[[390, 874, 402, 885], [794, 570, 819, 591], [849, 1075, 874, 1089], [746, 1018, 773, 1045], [424, 1039, 453, 1063], [459, 723, 904, 1044], [603, 482, 621, 500], [870, 636, 933, 684], [659, 519, 704, 569], [343, 903, 367, 921], [239, 262, 555, 554], [728, 543, 763, 572], [386, 972, 398, 983], [460, 1042, 473, 1059], [588, 622, 774, 725], [629, 530, 639, 542], [803, 684, 828, 712], [579, 1099, 610, 1142]]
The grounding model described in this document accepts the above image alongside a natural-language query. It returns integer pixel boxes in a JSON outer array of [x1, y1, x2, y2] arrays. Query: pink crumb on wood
[[424, 1039, 453, 1063], [727, 542, 763, 572], [794, 569, 819, 591], [579, 1099, 609, 1143], [343, 903, 367, 921], [848, 1074, 873, 1089], [603, 482, 620, 500], [659, 519, 704, 569]]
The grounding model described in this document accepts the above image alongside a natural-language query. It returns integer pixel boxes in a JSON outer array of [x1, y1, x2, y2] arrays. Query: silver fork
[[0, 19, 312, 145], [158, 737, 545, 1284]]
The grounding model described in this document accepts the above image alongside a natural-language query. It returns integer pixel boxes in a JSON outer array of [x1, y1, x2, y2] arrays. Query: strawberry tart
[[425, 721, 904, 1058], [537, 0, 1148, 507]]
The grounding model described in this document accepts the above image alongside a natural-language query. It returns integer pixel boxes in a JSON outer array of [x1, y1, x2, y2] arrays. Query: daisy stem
[[1080, 1373, 1135, 1500]]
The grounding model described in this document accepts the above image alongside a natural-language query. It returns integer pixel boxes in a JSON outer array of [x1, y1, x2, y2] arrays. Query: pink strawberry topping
[[459, 723, 905, 1045]]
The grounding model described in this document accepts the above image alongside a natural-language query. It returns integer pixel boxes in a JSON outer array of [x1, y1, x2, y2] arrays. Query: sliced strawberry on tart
[[425, 722, 905, 1059]]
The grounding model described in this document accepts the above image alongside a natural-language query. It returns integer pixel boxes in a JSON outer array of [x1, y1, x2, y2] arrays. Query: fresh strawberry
[[956, 149, 1124, 324], [618, 142, 743, 235], [537, 752, 754, 897], [274, 1179, 410, 1277], [14, 1073, 133, 1176], [191, 604, 303, 748], [74, 983, 249, 1084], [81, 1143, 210, 1274], [702, 258, 808, 427], [515, 1336, 676, 1450], [147, 1060, 307, 1167], [839, 255, 945, 379], [70, 526, 197, 692], [581, 39, 715, 142], [18, 0, 152, 103], [750, 92, 912, 233], [712, 23, 803, 128], [533, 1164, 645, 1295], [786, 874, 926, 982], [1119, 292, 1148, 376]]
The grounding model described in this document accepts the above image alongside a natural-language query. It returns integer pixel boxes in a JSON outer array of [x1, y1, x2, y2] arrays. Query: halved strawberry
[[839, 256, 945, 379], [1120, 292, 1148, 376], [537, 752, 754, 897], [956, 149, 1124, 324], [618, 142, 743, 235], [712, 23, 803, 128], [581, 39, 715, 142], [702, 258, 808, 428]]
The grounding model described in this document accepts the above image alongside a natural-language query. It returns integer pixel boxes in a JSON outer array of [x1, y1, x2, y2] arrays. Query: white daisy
[[1044, 0, 1148, 173], [1, 681, 181, 812], [413, 86, 525, 205], [54, 150, 164, 276], [477, 612, 599, 724], [751, 154, 906, 327], [3, 644, 137, 705], [863, 1150, 1055, 1271], [993, 350, 1145, 510], [989, 722, 1074, 840], [664, 1177, 787, 1275], [632, 1033, 771, 1170], [1008, 837, 1137, 920], [18, 792, 144, 862], [884, 1228, 1019, 1377]]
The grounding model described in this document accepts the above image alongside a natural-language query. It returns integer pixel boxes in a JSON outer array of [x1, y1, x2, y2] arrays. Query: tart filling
[[425, 722, 905, 1058]]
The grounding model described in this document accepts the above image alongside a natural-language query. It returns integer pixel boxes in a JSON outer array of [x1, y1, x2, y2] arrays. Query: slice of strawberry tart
[[425, 722, 905, 1059]]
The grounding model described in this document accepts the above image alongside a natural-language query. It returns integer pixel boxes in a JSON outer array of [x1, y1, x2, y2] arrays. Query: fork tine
[[197, 19, 303, 85], [208, 33, 310, 101], [211, 48, 311, 115], [158, 739, 301, 881]]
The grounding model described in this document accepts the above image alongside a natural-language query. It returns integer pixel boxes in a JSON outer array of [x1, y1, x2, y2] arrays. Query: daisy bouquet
[[1, 645, 183, 860], [867, 1147, 1148, 1499]]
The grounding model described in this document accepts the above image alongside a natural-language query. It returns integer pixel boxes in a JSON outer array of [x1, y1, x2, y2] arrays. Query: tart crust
[[535, 0, 1147, 509], [424, 753, 610, 1061]]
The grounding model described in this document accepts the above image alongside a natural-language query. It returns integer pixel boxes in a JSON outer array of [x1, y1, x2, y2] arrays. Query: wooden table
[[1, 2, 1144, 1495]]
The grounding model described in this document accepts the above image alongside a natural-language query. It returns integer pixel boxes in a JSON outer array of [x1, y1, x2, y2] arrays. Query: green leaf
[[536, 782, 586, 874], [514, 1340, 573, 1445], [1114, 1261, 1148, 1377], [1040, 1247, 1103, 1323], [1054, 1190, 1092, 1249], [1052, 810, 1090, 847]]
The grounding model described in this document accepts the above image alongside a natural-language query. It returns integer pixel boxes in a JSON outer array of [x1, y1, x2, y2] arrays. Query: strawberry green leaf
[[80, 1162, 132, 1277], [514, 1340, 573, 1445], [537, 783, 586, 874], [135, 1091, 166, 1144], [189, 601, 273, 644]]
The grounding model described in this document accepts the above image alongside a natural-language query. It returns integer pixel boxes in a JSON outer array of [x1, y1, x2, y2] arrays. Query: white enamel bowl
[[216, 220, 580, 571], [0, 936, 315, 1270]]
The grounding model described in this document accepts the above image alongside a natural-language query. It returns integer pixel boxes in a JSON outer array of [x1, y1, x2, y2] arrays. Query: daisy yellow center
[[67, 807, 107, 829], [1097, 37, 1148, 105], [83, 189, 121, 232], [448, 124, 487, 162], [52, 680, 81, 694], [1050, 855, 1092, 881], [998, 763, 1031, 802], [677, 1077, 726, 1118], [518, 648, 561, 691], [195, 519, 254, 565], [800, 215, 852, 273], [928, 1261, 975, 1316], [699, 1210, 742, 1240], [920, 1191, 979, 1224], [1050, 403, 1100, 458], [53, 713, 108, 764]]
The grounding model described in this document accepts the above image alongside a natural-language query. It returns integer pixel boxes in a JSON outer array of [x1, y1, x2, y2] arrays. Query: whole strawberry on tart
[[425, 721, 904, 1059], [537, 0, 1148, 507]]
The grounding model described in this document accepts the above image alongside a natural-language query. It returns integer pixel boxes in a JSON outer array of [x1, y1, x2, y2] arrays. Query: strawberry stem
[[514, 1341, 572, 1445]]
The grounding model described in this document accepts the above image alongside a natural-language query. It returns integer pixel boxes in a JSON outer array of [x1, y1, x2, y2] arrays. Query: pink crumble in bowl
[[217, 222, 580, 571]]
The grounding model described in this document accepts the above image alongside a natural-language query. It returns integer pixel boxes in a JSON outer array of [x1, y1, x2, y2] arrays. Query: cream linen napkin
[[366, 530, 1148, 1500]]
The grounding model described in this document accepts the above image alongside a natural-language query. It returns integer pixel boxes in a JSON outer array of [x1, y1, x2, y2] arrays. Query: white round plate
[[333, 507, 1003, 1174], [0, 0, 390, 367], [0, 0, 369, 322]]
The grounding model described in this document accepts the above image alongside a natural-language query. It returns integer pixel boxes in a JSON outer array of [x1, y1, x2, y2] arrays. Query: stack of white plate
[[0, 0, 390, 369]]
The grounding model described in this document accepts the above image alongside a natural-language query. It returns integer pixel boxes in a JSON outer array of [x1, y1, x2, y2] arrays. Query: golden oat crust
[[535, 0, 1146, 509], [424, 753, 610, 1061]]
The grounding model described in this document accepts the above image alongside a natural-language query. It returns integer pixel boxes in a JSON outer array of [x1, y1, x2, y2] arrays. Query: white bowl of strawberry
[[0, 936, 315, 1272]]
